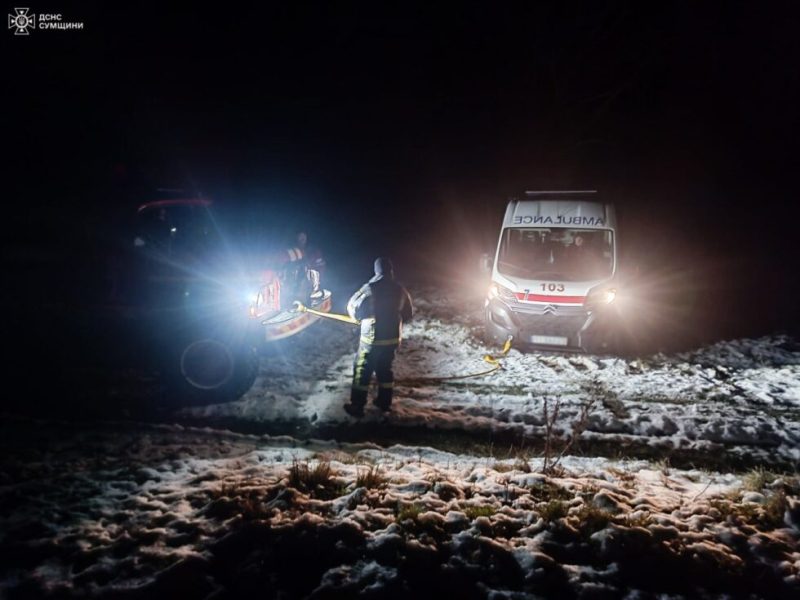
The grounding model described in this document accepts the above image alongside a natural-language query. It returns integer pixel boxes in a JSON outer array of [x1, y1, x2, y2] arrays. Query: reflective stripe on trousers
[[350, 342, 397, 407], [360, 336, 400, 346]]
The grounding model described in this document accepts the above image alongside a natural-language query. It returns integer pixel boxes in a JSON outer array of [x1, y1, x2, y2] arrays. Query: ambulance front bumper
[[485, 298, 596, 352]]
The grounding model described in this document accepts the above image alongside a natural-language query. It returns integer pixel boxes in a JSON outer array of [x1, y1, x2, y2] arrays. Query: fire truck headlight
[[244, 290, 264, 318], [244, 291, 260, 305]]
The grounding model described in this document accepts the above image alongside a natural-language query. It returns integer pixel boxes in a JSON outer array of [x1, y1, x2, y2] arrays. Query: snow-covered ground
[[188, 285, 800, 468], [2, 286, 799, 598], [1, 419, 798, 598]]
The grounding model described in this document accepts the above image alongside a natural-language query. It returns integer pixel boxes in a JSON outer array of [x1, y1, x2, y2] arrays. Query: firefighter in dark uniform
[[343, 257, 413, 417]]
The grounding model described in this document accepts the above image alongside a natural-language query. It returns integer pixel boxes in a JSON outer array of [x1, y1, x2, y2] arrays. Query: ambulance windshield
[[497, 228, 614, 281]]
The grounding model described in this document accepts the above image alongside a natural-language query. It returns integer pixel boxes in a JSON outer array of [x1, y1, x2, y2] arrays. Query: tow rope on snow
[[292, 301, 513, 382], [398, 335, 513, 383]]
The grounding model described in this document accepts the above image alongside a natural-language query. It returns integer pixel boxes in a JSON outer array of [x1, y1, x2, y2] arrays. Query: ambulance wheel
[[481, 311, 505, 347], [588, 330, 629, 359]]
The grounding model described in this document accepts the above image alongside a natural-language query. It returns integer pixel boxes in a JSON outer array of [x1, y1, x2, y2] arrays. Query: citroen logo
[[543, 304, 556, 315]]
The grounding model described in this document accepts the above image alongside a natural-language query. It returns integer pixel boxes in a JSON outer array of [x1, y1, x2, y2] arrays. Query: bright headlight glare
[[246, 290, 265, 318], [488, 283, 515, 300], [587, 287, 616, 306]]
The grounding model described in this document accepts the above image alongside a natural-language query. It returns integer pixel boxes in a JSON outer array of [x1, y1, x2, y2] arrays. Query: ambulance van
[[484, 190, 619, 352]]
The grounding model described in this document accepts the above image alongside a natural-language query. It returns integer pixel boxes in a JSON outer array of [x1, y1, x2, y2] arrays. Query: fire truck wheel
[[166, 338, 259, 406]]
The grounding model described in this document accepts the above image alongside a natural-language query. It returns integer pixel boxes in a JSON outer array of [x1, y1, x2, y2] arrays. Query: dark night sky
[[4, 2, 800, 343]]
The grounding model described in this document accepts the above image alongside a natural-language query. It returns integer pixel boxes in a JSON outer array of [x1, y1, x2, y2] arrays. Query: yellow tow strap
[[399, 335, 513, 384], [292, 301, 513, 383], [292, 300, 360, 325]]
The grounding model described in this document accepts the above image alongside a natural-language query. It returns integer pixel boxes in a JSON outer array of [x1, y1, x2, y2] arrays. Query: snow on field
[[1, 419, 798, 599], [186, 286, 800, 467], [3, 286, 799, 598]]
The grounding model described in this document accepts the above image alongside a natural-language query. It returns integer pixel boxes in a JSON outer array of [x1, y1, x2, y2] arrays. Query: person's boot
[[344, 389, 367, 418], [343, 403, 365, 418], [374, 389, 392, 412]]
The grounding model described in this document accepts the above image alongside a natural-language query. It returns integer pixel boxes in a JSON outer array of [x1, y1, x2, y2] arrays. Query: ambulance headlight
[[488, 283, 516, 301], [587, 287, 616, 306], [601, 288, 617, 304]]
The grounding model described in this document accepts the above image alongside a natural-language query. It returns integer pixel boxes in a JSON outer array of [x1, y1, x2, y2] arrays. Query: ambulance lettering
[[512, 215, 605, 226]]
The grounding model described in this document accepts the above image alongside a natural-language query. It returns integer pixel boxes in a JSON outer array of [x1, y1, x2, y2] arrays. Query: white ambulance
[[484, 190, 619, 352]]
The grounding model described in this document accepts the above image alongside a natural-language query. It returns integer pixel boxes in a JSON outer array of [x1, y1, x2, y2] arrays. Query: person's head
[[295, 231, 308, 248], [374, 257, 394, 279]]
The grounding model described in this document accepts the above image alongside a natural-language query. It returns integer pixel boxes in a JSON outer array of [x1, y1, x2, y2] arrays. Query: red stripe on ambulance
[[515, 293, 585, 304]]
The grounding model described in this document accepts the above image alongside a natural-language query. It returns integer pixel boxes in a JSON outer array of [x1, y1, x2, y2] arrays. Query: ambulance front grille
[[514, 313, 589, 336]]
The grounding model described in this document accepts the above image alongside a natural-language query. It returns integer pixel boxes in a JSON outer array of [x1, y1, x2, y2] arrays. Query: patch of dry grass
[[205, 479, 273, 521], [491, 461, 515, 473], [761, 490, 788, 528], [742, 467, 778, 492], [287, 460, 344, 499], [529, 480, 573, 502], [356, 465, 387, 489], [539, 500, 569, 522], [573, 505, 613, 536], [624, 512, 652, 528], [396, 503, 424, 522], [463, 505, 497, 520]]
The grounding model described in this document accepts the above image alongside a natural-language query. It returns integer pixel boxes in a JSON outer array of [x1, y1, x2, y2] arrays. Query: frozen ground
[[187, 286, 800, 469], [1, 286, 799, 598], [0, 419, 798, 599]]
